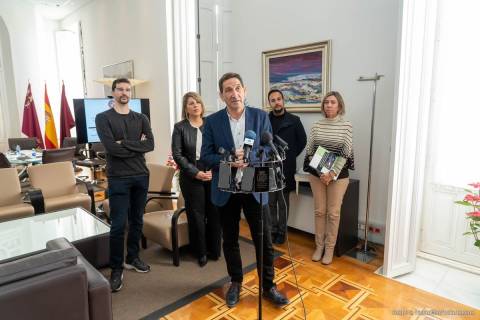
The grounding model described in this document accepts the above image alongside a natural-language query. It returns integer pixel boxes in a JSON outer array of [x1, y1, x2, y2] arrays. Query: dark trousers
[[218, 193, 275, 289], [180, 174, 221, 258], [108, 175, 149, 270], [268, 189, 290, 236]]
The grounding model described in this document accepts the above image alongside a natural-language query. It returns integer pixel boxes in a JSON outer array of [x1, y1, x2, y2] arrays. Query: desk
[[289, 173, 359, 256], [0, 207, 110, 267]]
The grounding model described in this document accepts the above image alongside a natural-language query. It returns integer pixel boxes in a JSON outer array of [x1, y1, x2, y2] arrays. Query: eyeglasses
[[114, 87, 131, 93]]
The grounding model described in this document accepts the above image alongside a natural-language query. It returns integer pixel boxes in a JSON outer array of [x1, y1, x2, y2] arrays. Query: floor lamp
[[348, 73, 383, 263]]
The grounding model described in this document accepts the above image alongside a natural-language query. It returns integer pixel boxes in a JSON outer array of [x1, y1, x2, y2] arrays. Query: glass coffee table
[[0, 207, 110, 267]]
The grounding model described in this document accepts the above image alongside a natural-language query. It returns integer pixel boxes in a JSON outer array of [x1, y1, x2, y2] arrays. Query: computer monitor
[[73, 98, 150, 144]]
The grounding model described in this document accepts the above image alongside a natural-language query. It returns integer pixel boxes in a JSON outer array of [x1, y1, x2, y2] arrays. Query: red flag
[[21, 83, 45, 149], [59, 82, 75, 146], [44, 84, 58, 149]]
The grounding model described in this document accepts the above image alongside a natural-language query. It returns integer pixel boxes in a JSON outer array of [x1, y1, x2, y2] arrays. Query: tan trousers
[[309, 175, 349, 250]]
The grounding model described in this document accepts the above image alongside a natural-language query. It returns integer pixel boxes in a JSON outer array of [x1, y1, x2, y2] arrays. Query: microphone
[[261, 131, 282, 161], [229, 148, 236, 162], [218, 147, 228, 161], [243, 130, 256, 162], [274, 135, 289, 151]]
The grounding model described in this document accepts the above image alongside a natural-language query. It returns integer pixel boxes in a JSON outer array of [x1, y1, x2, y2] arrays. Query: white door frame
[[383, 0, 439, 278], [166, 0, 198, 128]]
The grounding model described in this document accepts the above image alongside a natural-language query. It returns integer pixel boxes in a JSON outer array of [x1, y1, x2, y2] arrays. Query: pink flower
[[468, 182, 480, 189], [467, 211, 480, 217], [165, 153, 179, 171], [464, 194, 480, 202]]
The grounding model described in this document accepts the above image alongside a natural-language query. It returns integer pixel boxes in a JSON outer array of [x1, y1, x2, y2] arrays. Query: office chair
[[8, 138, 38, 151], [41, 147, 76, 164], [0, 152, 11, 168]]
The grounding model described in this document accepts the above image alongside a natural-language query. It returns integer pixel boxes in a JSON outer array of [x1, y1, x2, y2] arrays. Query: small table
[[0, 207, 110, 267], [5, 150, 42, 165]]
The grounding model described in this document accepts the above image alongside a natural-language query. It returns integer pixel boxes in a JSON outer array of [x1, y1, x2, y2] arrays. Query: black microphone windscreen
[[274, 135, 288, 149], [261, 131, 273, 145]]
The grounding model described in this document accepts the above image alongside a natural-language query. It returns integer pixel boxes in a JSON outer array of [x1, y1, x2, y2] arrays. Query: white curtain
[[428, 0, 480, 187]]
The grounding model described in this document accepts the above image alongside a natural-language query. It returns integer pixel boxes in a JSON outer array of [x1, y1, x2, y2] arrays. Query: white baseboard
[[417, 251, 480, 275]]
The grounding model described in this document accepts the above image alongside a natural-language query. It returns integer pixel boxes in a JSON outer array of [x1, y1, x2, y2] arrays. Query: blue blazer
[[200, 106, 272, 207]]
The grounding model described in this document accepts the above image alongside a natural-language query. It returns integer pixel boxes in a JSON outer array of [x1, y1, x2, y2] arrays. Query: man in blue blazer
[[201, 72, 289, 308]]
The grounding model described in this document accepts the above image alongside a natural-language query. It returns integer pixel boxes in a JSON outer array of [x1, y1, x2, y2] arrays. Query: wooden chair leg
[[141, 235, 147, 249]]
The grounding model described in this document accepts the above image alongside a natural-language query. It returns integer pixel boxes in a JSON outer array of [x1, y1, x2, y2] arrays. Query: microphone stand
[[257, 147, 264, 320]]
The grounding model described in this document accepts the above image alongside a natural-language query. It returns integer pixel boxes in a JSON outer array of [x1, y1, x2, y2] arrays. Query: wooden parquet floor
[[160, 221, 478, 320]]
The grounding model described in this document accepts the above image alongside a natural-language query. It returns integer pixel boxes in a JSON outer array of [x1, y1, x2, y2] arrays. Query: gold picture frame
[[262, 41, 331, 112], [102, 60, 135, 97]]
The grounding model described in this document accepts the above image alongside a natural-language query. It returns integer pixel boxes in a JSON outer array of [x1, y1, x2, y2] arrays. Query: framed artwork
[[262, 41, 331, 112], [102, 60, 135, 97]]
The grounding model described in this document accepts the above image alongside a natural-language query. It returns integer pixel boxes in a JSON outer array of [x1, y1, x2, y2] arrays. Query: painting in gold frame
[[262, 41, 331, 112]]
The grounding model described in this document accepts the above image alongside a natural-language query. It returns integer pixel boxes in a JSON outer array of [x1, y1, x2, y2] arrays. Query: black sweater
[[95, 108, 154, 177]]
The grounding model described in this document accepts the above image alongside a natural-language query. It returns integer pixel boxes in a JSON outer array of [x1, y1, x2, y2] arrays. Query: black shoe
[[271, 232, 279, 244], [110, 269, 123, 292], [263, 286, 289, 306], [226, 282, 242, 308], [124, 257, 151, 273], [198, 255, 208, 267], [276, 233, 286, 244], [207, 252, 220, 261]]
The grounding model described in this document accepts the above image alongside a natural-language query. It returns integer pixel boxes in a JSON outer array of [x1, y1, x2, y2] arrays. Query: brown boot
[[323, 212, 340, 265], [312, 214, 326, 261], [322, 247, 335, 265], [311, 247, 323, 261]]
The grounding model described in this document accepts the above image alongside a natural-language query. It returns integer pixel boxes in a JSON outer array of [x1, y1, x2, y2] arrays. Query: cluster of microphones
[[218, 131, 289, 164], [217, 131, 289, 192]]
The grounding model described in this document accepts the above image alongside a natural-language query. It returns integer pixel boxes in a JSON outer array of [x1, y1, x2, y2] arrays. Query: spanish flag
[[44, 84, 58, 149]]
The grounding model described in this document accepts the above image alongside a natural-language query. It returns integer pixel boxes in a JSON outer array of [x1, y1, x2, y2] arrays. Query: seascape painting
[[263, 41, 330, 112]]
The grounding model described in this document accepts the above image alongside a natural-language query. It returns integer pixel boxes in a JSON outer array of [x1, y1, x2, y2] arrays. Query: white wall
[[0, 1, 65, 145], [229, 0, 401, 242], [0, 1, 42, 134], [0, 16, 18, 143], [61, 0, 172, 163]]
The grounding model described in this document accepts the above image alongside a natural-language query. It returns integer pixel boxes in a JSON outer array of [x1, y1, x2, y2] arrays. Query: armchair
[[142, 191, 189, 266], [0, 168, 35, 222], [27, 161, 95, 214], [0, 237, 112, 320], [101, 163, 176, 219]]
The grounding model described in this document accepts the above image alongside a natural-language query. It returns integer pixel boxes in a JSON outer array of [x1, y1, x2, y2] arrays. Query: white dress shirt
[[227, 108, 246, 187], [227, 108, 246, 150], [189, 121, 203, 160]]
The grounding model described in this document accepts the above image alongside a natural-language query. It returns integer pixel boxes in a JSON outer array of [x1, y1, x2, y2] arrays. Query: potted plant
[[455, 182, 480, 249]]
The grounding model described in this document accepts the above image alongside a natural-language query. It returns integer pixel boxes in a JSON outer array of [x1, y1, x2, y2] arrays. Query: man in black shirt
[[95, 78, 154, 292], [268, 89, 306, 244]]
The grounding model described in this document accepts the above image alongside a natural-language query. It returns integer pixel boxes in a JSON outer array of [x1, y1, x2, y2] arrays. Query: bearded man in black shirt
[[95, 78, 154, 292], [267, 89, 306, 244]]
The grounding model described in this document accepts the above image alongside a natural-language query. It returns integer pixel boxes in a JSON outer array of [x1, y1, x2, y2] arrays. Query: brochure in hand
[[308, 145, 345, 180]]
